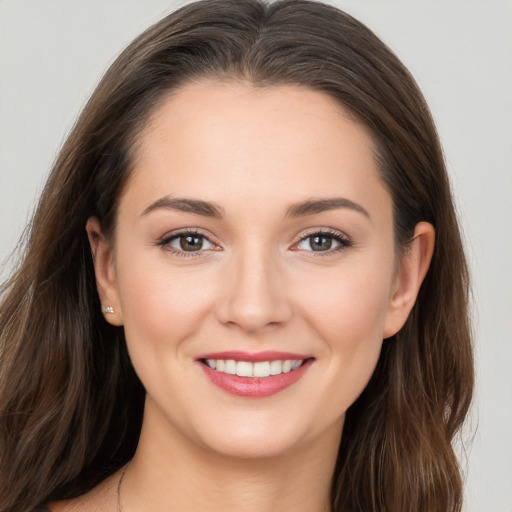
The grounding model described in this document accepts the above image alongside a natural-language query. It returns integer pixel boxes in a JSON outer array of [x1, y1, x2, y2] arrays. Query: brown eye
[[179, 234, 204, 251], [163, 231, 216, 254], [295, 230, 351, 254], [308, 235, 333, 251]]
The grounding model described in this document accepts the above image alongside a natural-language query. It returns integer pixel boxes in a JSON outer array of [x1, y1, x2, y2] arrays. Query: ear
[[383, 222, 435, 339], [86, 217, 123, 326]]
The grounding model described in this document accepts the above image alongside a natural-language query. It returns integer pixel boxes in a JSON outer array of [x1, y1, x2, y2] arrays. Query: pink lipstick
[[197, 351, 314, 398]]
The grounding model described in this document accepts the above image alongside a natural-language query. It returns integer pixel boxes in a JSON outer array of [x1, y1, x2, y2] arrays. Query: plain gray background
[[1, 1, 511, 510]]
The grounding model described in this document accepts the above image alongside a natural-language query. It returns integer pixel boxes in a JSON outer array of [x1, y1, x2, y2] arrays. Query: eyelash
[[158, 229, 218, 258], [158, 228, 353, 258], [293, 228, 353, 257]]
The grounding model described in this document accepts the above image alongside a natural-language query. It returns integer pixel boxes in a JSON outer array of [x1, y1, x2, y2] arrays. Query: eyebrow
[[141, 195, 370, 220], [141, 197, 224, 218], [286, 197, 370, 219]]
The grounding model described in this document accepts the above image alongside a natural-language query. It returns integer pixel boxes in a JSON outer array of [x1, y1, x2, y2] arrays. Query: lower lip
[[199, 359, 313, 398]]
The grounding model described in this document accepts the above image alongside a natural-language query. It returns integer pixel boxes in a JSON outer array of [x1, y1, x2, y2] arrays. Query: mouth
[[197, 351, 314, 397], [200, 358, 306, 378]]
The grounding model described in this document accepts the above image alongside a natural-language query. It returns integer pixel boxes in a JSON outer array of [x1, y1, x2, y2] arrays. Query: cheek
[[297, 257, 394, 345], [115, 252, 217, 355], [292, 257, 394, 412]]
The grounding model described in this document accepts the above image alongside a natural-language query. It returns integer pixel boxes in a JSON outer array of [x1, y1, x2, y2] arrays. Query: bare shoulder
[[48, 471, 120, 512]]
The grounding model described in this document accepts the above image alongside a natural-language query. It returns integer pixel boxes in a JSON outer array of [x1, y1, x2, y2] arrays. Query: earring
[[102, 305, 115, 315]]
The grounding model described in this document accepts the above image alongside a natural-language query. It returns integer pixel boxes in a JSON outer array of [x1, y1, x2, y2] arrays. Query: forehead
[[123, 81, 390, 221]]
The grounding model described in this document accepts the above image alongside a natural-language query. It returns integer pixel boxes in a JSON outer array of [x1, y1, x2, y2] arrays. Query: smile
[[203, 358, 304, 378], [197, 351, 314, 398]]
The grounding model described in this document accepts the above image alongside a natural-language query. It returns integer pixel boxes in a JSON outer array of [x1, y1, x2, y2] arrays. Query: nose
[[216, 245, 293, 333]]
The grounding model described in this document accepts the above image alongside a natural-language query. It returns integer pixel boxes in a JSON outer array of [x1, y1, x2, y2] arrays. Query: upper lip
[[196, 350, 313, 363]]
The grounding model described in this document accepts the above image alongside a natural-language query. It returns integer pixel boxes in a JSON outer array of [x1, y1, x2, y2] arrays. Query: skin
[[56, 82, 434, 512]]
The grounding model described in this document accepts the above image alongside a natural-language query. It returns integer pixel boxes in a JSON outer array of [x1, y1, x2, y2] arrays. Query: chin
[[189, 406, 339, 461], [174, 405, 298, 457], [200, 426, 305, 460]]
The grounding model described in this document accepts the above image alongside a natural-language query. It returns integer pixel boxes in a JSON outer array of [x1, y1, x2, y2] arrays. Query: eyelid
[[156, 227, 352, 258], [157, 228, 221, 257], [291, 228, 353, 255]]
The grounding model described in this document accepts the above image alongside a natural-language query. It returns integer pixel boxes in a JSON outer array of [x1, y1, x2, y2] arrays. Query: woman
[[0, 0, 473, 511]]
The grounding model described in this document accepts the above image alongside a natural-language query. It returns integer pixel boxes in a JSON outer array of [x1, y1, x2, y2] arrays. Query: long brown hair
[[0, 1, 473, 510]]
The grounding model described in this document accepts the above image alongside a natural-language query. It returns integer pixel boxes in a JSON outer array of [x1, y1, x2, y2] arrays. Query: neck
[[122, 399, 342, 512]]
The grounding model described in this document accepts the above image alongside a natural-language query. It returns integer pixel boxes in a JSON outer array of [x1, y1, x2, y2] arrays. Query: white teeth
[[236, 361, 253, 377], [269, 360, 282, 375], [281, 360, 292, 373], [253, 361, 271, 378], [205, 358, 304, 378], [291, 360, 302, 370], [224, 359, 236, 375]]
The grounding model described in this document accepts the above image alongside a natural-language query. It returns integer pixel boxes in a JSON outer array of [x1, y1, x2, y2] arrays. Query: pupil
[[311, 235, 332, 251], [180, 235, 203, 251]]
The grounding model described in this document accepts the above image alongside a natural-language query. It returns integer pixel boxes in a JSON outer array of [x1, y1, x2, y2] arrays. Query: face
[[90, 82, 429, 460]]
